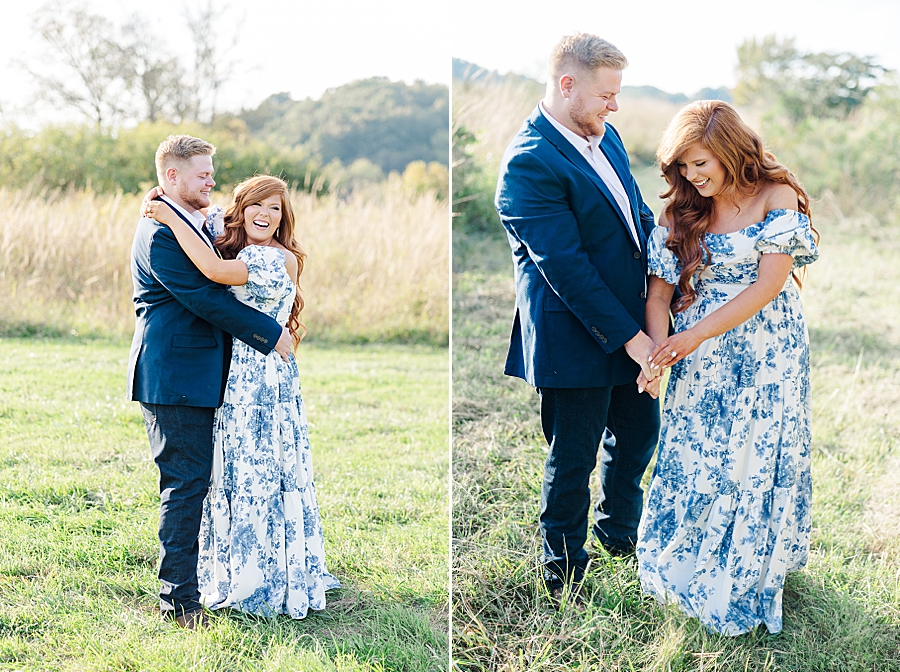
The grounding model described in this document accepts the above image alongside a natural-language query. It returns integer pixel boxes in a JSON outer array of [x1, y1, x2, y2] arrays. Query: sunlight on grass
[[451, 219, 900, 670], [0, 339, 448, 671]]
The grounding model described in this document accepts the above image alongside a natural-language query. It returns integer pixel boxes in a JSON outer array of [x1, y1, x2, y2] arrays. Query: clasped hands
[[625, 328, 703, 399]]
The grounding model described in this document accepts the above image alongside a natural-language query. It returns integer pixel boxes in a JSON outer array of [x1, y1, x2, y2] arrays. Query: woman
[[143, 175, 340, 619], [635, 100, 819, 635]]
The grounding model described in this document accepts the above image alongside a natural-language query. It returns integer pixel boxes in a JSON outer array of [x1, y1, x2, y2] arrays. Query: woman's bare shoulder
[[657, 205, 673, 228], [763, 181, 799, 211]]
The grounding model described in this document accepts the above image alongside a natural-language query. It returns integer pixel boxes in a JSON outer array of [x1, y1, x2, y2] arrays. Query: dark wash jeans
[[140, 403, 215, 615], [538, 384, 660, 590]]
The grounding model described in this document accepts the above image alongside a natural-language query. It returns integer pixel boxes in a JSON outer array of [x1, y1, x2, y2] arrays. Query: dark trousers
[[139, 403, 215, 615], [538, 384, 659, 589]]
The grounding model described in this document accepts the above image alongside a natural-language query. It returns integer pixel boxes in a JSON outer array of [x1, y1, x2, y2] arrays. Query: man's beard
[[569, 97, 606, 139], [177, 182, 210, 211]]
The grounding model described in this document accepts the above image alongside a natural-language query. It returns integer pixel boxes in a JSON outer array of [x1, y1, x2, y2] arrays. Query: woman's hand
[[649, 327, 705, 369], [144, 199, 178, 228], [141, 186, 165, 217]]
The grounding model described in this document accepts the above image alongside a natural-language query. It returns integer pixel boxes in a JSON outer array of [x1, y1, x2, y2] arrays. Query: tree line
[[3, 1, 448, 195]]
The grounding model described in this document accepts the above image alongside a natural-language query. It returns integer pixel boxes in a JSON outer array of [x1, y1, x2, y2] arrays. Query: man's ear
[[165, 166, 178, 186], [559, 74, 575, 98]]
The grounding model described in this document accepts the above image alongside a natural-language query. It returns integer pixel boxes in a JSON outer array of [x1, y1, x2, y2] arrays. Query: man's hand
[[637, 370, 661, 398], [624, 330, 661, 381], [274, 327, 292, 363]]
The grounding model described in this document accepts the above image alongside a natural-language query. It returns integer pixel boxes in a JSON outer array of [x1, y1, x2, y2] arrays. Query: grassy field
[[0, 337, 449, 671], [0, 181, 448, 345], [451, 216, 900, 670]]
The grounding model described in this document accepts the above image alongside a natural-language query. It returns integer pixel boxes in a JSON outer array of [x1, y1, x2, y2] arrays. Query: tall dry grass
[[0, 181, 449, 344], [453, 79, 685, 172]]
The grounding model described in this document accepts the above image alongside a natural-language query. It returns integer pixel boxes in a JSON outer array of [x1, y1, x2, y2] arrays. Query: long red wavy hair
[[215, 175, 307, 345], [657, 100, 816, 313]]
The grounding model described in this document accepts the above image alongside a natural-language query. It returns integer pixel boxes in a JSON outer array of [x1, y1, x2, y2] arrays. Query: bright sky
[[0, 0, 449, 126], [452, 0, 900, 95]]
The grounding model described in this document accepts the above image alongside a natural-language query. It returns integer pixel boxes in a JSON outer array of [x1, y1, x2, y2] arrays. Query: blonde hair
[[657, 100, 815, 312], [216, 175, 308, 346], [549, 33, 628, 79], [155, 135, 216, 185]]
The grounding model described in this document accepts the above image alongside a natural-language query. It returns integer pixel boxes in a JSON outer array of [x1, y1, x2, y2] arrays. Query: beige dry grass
[[0, 180, 449, 344], [453, 79, 687, 174]]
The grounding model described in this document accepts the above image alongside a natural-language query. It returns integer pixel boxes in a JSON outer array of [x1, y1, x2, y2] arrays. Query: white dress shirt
[[540, 101, 641, 250]]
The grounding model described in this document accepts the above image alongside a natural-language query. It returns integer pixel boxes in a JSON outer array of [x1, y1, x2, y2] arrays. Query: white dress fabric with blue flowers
[[636, 209, 818, 635], [197, 242, 340, 618]]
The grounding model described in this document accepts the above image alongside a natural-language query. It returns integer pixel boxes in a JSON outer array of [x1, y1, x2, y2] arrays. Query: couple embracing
[[127, 135, 339, 628], [496, 33, 818, 636]]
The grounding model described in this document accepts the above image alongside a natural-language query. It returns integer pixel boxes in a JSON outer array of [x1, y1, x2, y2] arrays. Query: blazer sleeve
[[497, 150, 642, 353], [147, 226, 283, 354]]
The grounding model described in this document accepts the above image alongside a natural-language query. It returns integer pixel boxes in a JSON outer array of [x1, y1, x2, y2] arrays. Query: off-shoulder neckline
[[656, 208, 806, 236], [705, 208, 805, 236]]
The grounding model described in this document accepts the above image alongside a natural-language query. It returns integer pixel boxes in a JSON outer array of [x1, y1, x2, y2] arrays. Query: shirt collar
[[539, 100, 605, 152]]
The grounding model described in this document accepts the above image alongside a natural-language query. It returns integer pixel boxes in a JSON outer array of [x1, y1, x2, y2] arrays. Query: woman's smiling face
[[242, 193, 283, 245], [677, 143, 727, 198]]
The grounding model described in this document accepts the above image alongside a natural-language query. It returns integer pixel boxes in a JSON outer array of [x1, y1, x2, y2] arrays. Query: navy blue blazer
[[127, 215, 283, 407], [495, 105, 656, 388]]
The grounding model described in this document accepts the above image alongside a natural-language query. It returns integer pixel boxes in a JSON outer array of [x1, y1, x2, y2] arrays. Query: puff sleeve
[[647, 226, 681, 284], [754, 209, 819, 269], [205, 205, 225, 240]]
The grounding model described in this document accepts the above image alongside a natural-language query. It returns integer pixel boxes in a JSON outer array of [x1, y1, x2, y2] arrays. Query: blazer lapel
[[598, 137, 646, 250], [531, 108, 639, 248]]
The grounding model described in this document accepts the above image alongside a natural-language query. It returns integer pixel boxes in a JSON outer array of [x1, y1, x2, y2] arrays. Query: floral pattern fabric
[[197, 244, 340, 618], [636, 209, 818, 635]]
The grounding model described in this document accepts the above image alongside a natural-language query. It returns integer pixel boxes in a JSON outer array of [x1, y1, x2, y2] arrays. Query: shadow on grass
[[183, 589, 448, 671], [453, 539, 900, 671]]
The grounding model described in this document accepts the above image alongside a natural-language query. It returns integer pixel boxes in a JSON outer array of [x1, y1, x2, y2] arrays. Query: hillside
[[240, 77, 449, 174], [452, 58, 730, 103]]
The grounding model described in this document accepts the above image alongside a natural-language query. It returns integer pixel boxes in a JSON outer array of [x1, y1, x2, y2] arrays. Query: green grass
[[451, 221, 900, 671], [0, 338, 449, 671]]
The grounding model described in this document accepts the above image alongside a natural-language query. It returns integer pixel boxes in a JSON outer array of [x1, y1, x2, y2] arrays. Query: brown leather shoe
[[173, 609, 210, 629], [550, 584, 586, 612]]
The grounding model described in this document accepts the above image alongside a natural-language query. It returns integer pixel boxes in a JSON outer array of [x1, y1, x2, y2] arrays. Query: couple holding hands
[[496, 33, 818, 636]]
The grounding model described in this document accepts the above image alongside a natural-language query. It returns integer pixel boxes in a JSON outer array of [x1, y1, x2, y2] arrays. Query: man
[[127, 135, 292, 628], [495, 34, 661, 604]]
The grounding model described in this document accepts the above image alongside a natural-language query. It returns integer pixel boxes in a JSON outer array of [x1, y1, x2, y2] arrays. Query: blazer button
[[640, 291, 647, 299], [633, 251, 642, 259]]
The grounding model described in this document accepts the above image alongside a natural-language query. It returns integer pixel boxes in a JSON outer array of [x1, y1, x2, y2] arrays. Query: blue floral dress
[[197, 242, 340, 618], [636, 209, 818, 635]]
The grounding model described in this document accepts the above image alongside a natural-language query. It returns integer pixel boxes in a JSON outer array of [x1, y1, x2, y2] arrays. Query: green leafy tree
[[243, 79, 449, 174], [735, 35, 888, 122], [452, 125, 498, 235]]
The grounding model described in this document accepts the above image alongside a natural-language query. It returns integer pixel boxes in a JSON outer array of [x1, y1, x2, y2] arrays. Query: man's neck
[[541, 98, 596, 141], [541, 99, 604, 143]]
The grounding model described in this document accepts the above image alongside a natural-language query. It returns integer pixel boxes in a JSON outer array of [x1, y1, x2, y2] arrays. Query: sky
[[0, 0, 449, 126], [451, 0, 900, 95]]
